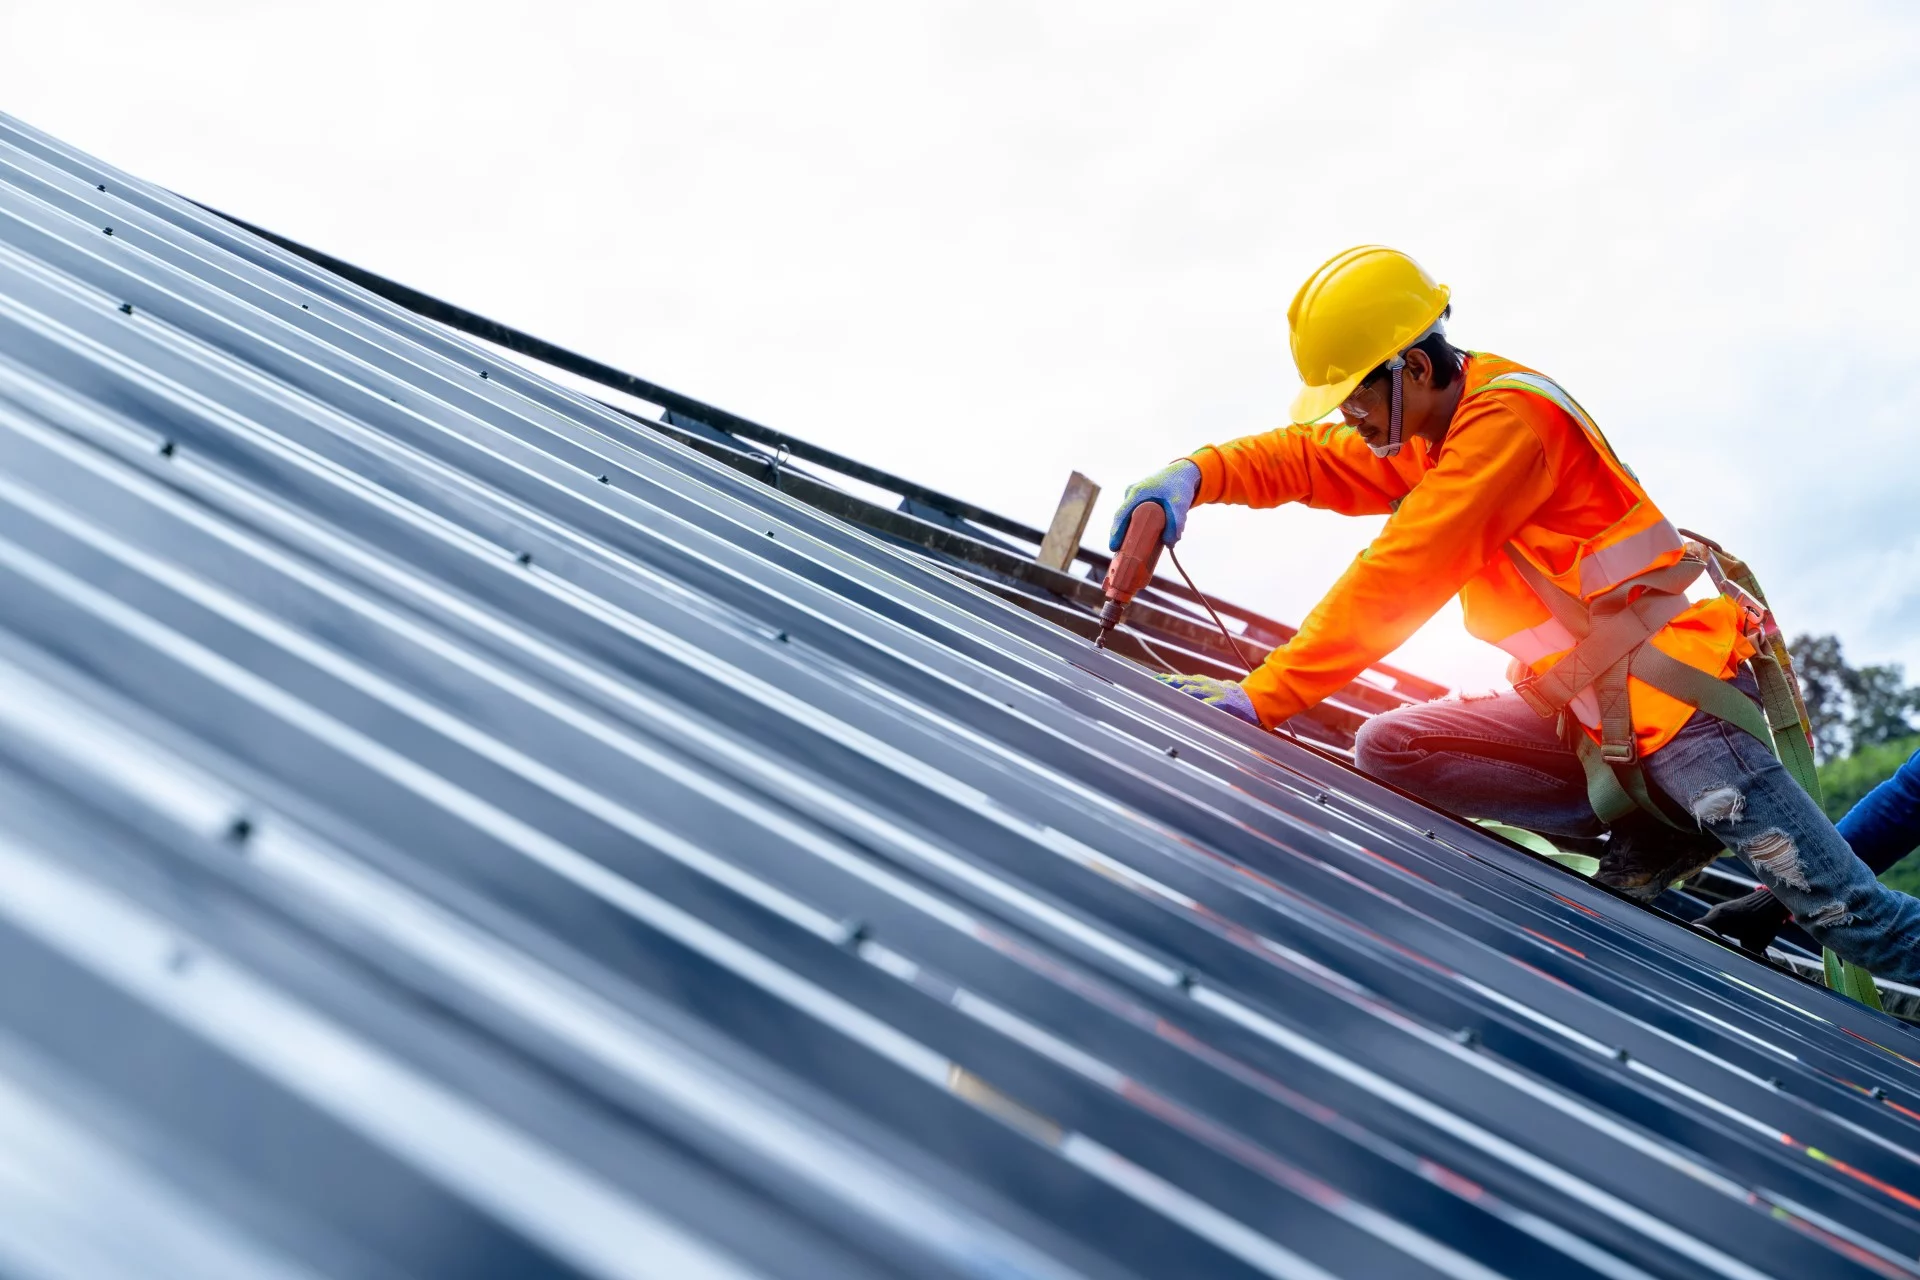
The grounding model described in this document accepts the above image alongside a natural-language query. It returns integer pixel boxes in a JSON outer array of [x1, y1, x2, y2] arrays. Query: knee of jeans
[[1354, 711, 1417, 778]]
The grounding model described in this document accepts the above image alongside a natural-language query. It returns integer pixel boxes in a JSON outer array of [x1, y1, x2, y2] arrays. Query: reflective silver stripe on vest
[[1576, 519, 1684, 596], [1492, 618, 1601, 727], [1477, 370, 1640, 480], [1480, 371, 1588, 426], [1493, 618, 1580, 666]]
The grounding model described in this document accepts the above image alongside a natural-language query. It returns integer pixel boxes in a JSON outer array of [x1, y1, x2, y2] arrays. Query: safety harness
[[1502, 541, 1816, 829], [1481, 375, 1880, 1005]]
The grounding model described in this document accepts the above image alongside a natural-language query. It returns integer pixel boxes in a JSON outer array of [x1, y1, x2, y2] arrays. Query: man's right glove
[[1694, 888, 1792, 953], [1108, 459, 1201, 551]]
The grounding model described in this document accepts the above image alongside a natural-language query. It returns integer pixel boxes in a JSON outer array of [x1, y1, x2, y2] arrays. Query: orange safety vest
[[1451, 355, 1754, 757]]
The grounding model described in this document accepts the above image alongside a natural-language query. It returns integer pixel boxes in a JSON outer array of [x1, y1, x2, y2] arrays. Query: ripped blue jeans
[[1354, 678, 1920, 982]]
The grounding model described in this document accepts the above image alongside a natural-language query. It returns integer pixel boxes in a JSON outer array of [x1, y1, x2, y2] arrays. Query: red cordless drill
[[1095, 502, 1166, 649]]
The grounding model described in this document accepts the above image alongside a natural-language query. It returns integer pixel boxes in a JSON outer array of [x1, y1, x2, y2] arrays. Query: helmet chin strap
[[1367, 353, 1407, 458]]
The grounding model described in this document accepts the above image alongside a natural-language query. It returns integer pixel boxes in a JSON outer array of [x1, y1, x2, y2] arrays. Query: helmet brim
[[1289, 371, 1367, 427]]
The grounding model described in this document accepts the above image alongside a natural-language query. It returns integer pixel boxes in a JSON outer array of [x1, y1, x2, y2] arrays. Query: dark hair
[[1358, 304, 1463, 391]]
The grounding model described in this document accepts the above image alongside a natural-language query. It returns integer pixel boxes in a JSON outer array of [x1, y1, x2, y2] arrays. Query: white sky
[[4, 0, 1918, 690]]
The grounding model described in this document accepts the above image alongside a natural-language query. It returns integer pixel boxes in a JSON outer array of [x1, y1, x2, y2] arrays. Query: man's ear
[[1402, 347, 1435, 385]]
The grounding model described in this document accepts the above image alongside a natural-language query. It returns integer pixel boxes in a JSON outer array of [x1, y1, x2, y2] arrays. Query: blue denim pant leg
[[1353, 692, 1603, 840], [1643, 705, 1920, 982]]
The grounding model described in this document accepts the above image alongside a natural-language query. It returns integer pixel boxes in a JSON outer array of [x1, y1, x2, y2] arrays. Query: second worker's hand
[[1154, 672, 1263, 728], [1109, 459, 1201, 551]]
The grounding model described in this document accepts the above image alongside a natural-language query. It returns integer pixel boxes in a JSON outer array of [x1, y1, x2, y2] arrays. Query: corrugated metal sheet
[[0, 110, 1918, 1279], [197, 201, 1448, 753]]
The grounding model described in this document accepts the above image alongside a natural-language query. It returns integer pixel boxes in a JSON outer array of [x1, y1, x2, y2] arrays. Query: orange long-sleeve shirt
[[1188, 353, 1751, 749]]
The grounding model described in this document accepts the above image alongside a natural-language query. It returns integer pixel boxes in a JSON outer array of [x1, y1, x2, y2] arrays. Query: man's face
[[1337, 349, 1439, 449], [1339, 376, 1393, 451]]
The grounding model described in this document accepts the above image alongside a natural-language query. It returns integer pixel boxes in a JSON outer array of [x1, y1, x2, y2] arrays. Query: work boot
[[1695, 888, 1791, 953], [1594, 819, 1723, 902]]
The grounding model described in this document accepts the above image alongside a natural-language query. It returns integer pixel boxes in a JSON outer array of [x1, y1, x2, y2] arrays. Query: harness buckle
[[1601, 740, 1637, 764], [1513, 673, 1558, 719]]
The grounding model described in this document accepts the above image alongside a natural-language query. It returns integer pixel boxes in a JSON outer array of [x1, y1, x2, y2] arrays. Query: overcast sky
[[4, 0, 1918, 690]]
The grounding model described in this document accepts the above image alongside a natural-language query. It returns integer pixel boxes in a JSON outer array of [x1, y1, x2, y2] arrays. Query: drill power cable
[[1167, 546, 1257, 674], [1163, 547, 1302, 743]]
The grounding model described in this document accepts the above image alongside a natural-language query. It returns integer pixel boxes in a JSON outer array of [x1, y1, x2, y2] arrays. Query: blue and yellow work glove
[[1108, 459, 1201, 550], [1154, 672, 1262, 727]]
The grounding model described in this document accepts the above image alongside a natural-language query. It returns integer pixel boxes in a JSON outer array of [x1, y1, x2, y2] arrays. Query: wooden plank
[[1035, 471, 1101, 571]]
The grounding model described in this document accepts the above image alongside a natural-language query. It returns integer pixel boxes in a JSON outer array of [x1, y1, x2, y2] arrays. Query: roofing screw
[[597, 475, 610, 484], [1424, 829, 1438, 839], [158, 440, 176, 458], [118, 302, 134, 315], [1165, 746, 1180, 759], [96, 183, 105, 192], [1612, 1047, 1631, 1063], [478, 369, 489, 379], [766, 530, 776, 538], [516, 551, 533, 566], [102, 226, 113, 236], [1175, 970, 1196, 993], [839, 919, 870, 949], [1452, 1027, 1480, 1048], [226, 816, 253, 844], [1314, 791, 1330, 804], [773, 630, 789, 643], [301, 303, 309, 310], [1871, 1086, 1888, 1100], [1768, 1077, 1785, 1090]]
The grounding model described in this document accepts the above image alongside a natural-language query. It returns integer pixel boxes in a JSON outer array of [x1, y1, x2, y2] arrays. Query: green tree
[[1788, 633, 1920, 762], [1791, 633, 1849, 762]]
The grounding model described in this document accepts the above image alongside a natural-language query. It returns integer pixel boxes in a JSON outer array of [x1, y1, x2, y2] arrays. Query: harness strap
[[1697, 541, 1826, 805], [1502, 545, 1590, 637], [1570, 727, 1689, 828], [1628, 644, 1774, 749], [1753, 650, 1822, 798], [1501, 547, 1700, 768], [1513, 591, 1693, 719], [1595, 654, 1637, 764], [1572, 729, 1641, 826]]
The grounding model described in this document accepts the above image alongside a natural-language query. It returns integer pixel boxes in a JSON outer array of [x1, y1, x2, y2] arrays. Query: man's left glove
[[1154, 672, 1263, 727]]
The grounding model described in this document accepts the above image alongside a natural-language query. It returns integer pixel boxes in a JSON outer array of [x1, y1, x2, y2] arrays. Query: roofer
[[1110, 245, 1920, 982]]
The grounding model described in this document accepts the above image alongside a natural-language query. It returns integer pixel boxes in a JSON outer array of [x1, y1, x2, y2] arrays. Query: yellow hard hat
[[1286, 246, 1451, 425]]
